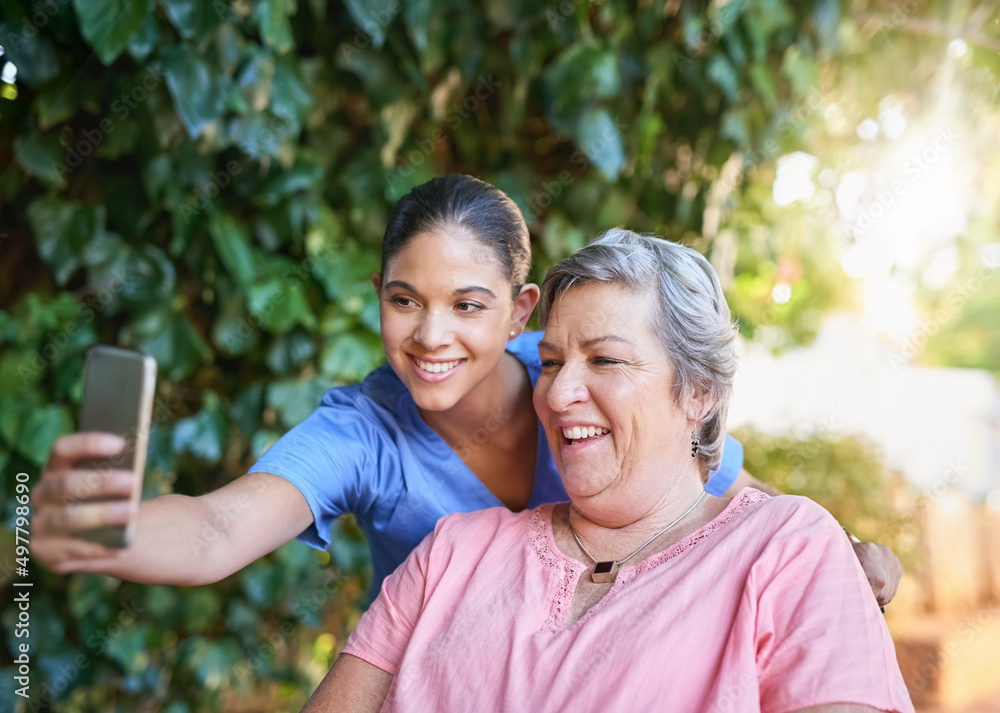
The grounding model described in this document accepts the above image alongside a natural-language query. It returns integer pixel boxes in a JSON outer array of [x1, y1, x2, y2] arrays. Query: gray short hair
[[538, 229, 738, 478]]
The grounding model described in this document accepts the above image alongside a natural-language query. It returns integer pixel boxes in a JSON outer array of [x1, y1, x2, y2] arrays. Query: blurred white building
[[728, 313, 1000, 499]]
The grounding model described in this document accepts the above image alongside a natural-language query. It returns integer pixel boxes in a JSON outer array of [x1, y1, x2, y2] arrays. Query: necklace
[[568, 491, 707, 584]]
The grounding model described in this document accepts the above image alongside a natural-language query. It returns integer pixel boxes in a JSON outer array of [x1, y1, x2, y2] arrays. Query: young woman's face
[[375, 229, 520, 413]]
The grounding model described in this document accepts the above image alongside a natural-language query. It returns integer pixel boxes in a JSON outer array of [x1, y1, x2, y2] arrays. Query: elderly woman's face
[[534, 282, 699, 519]]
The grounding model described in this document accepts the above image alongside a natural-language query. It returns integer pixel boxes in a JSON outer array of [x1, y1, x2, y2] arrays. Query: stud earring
[[509, 330, 516, 338], [690, 429, 699, 458]]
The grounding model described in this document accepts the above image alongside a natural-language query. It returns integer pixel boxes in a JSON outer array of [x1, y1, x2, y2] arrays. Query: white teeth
[[561, 427, 610, 441], [415, 358, 461, 374]]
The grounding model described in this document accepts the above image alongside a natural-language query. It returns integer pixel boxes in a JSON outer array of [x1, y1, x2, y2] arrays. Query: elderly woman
[[302, 230, 913, 713]]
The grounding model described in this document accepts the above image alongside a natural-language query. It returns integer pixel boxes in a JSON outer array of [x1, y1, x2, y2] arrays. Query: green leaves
[[544, 43, 621, 111], [121, 307, 212, 380], [749, 62, 777, 110], [161, 45, 232, 138], [543, 43, 621, 137], [209, 213, 257, 285], [811, 0, 841, 50], [254, 0, 297, 53], [0, 23, 61, 86], [574, 108, 625, 182], [245, 259, 316, 333], [706, 54, 740, 101], [403, 0, 433, 54], [256, 159, 324, 206], [540, 42, 628, 182], [266, 376, 329, 429], [343, 0, 395, 49], [240, 559, 280, 606], [266, 330, 317, 375], [18, 404, 74, 465], [27, 198, 107, 285], [270, 55, 312, 123], [34, 67, 91, 129], [73, 0, 154, 65], [182, 638, 241, 689], [104, 625, 154, 673], [127, 10, 162, 59], [161, 0, 225, 41], [106, 244, 178, 303], [13, 132, 67, 188], [781, 44, 819, 98], [320, 332, 380, 383], [172, 392, 227, 462]]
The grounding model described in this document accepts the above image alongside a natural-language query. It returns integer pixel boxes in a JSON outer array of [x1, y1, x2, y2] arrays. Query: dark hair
[[381, 175, 531, 296]]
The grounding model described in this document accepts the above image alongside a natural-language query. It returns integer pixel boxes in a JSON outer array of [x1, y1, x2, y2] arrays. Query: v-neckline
[[536, 490, 766, 630], [404, 350, 545, 511]]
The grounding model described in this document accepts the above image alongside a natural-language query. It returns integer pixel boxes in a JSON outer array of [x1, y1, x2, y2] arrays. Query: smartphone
[[78, 346, 157, 548]]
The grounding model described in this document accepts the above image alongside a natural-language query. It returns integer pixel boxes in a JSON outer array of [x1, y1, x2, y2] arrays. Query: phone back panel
[[79, 346, 157, 547]]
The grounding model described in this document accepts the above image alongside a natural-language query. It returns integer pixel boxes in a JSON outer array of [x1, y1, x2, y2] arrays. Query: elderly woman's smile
[[559, 425, 611, 445], [534, 281, 703, 513]]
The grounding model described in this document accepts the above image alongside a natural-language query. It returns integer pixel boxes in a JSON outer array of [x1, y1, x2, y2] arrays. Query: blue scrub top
[[249, 332, 743, 598]]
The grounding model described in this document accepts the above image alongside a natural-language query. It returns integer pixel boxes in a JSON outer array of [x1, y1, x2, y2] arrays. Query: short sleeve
[[341, 527, 432, 675], [247, 388, 400, 549], [753, 500, 913, 713], [704, 434, 744, 496]]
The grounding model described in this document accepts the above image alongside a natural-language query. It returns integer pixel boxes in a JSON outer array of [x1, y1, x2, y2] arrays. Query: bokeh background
[[1, 0, 998, 710]]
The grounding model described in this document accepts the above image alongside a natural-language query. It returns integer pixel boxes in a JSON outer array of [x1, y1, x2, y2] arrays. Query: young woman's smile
[[409, 354, 465, 382], [375, 229, 519, 413]]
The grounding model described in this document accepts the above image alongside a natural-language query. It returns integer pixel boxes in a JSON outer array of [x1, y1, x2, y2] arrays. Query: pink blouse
[[343, 489, 914, 712]]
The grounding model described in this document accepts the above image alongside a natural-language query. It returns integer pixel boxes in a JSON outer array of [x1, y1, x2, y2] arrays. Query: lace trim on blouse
[[529, 489, 769, 631], [530, 504, 586, 631]]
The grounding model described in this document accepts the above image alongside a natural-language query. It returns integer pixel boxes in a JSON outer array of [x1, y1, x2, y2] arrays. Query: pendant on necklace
[[591, 560, 619, 584]]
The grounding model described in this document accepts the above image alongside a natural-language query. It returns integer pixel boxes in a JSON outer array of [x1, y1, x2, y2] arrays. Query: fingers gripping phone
[[78, 346, 157, 548]]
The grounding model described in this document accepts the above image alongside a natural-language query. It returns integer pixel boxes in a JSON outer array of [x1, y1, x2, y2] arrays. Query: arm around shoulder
[[722, 469, 782, 497]]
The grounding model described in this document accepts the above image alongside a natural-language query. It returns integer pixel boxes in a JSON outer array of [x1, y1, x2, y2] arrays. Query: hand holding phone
[[76, 346, 157, 548]]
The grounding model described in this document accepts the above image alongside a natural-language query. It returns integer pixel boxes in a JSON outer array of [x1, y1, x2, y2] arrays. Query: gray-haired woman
[[303, 229, 913, 713]]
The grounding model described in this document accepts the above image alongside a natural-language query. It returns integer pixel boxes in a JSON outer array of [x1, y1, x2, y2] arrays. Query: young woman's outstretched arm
[[31, 432, 313, 585]]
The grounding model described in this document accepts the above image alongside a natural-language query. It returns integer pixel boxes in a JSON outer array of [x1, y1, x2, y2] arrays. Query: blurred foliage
[[0, 0, 995, 710], [740, 0, 1000, 360], [919, 244, 1000, 374], [733, 426, 919, 567]]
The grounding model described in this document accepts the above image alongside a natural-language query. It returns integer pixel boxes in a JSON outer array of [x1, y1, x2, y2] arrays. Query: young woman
[[31, 175, 892, 604]]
